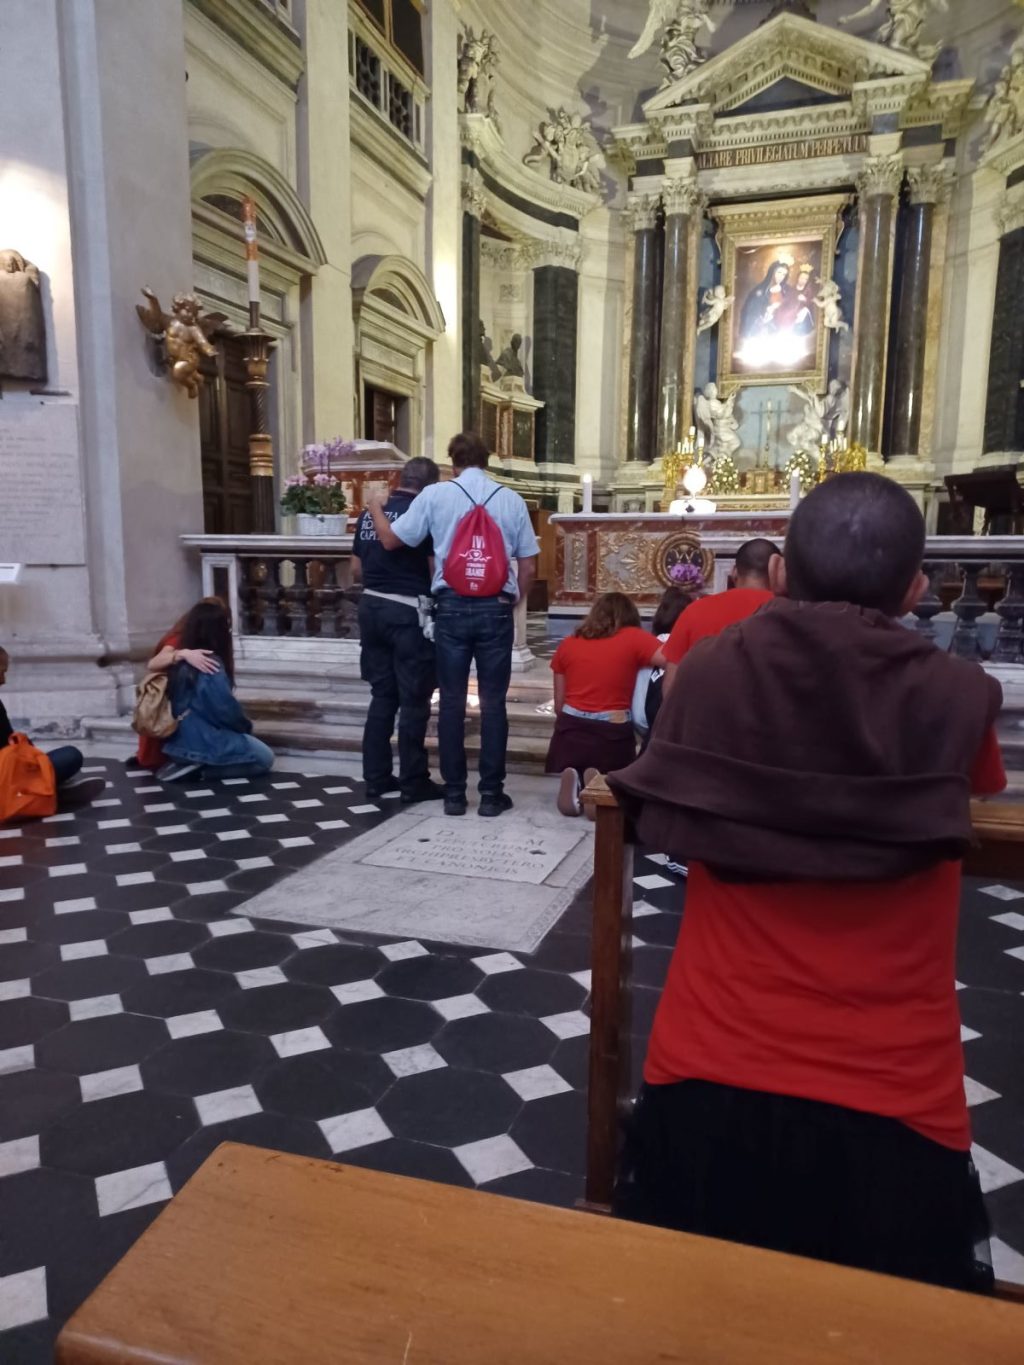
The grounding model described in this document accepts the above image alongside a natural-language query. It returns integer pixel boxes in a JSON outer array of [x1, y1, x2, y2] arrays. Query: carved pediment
[[643, 13, 929, 117]]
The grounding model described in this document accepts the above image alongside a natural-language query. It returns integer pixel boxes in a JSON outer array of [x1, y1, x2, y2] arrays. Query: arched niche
[[352, 254, 445, 454]]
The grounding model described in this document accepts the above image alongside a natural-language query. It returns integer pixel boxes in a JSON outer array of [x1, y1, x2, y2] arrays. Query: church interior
[[3, 0, 1024, 1359]]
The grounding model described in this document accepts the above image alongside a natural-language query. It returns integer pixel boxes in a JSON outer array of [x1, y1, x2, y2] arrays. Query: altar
[[548, 509, 792, 614]]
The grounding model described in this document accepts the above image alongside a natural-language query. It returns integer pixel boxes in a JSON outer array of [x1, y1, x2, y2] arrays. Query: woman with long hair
[[136, 598, 223, 771], [546, 592, 666, 817], [158, 600, 273, 783]]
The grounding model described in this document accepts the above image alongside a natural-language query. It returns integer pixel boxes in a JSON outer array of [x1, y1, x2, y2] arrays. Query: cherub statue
[[814, 280, 849, 334], [839, 0, 948, 60], [630, 0, 716, 78], [693, 382, 741, 462], [458, 28, 499, 124], [787, 384, 827, 452], [697, 284, 734, 334], [136, 289, 225, 399]]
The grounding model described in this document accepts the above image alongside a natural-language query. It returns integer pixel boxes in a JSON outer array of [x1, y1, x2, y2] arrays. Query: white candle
[[242, 197, 260, 305], [790, 471, 801, 509], [582, 473, 593, 515]]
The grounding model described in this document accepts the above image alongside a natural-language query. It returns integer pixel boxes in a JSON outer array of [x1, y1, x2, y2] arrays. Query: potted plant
[[280, 469, 348, 536]]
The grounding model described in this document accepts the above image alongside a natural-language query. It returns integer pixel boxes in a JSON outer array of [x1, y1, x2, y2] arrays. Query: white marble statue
[[693, 382, 741, 462], [787, 384, 827, 453], [458, 28, 499, 124], [814, 280, 849, 334], [697, 285, 734, 335], [523, 110, 603, 194], [981, 36, 1024, 155], [823, 379, 850, 442], [840, 0, 948, 60], [630, 0, 716, 84]]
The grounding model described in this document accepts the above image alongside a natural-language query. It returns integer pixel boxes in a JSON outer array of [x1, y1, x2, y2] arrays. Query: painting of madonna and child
[[731, 240, 826, 378]]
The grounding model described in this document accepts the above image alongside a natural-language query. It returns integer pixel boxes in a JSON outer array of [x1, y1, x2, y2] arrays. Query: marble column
[[983, 196, 1024, 455], [533, 244, 581, 463], [657, 178, 701, 456], [625, 191, 662, 463], [889, 164, 949, 458], [461, 170, 484, 433], [850, 153, 903, 453]]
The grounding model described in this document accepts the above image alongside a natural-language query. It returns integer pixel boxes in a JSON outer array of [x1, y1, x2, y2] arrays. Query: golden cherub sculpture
[[136, 288, 226, 398]]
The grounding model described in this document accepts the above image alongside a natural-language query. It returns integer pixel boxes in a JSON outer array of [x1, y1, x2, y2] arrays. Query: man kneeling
[[610, 472, 1004, 1293]]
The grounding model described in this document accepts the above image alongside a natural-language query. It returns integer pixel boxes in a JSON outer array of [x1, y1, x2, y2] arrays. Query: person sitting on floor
[[0, 646, 105, 808], [158, 601, 273, 783], [662, 537, 779, 695], [609, 473, 1006, 1294], [135, 600, 223, 772], [546, 592, 665, 818]]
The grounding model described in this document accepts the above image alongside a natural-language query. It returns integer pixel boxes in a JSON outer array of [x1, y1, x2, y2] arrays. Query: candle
[[242, 197, 261, 312], [790, 471, 801, 509], [582, 473, 593, 515], [696, 431, 706, 453]]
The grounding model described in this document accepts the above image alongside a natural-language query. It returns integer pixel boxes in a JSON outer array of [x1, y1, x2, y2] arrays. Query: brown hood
[[608, 598, 1003, 883]]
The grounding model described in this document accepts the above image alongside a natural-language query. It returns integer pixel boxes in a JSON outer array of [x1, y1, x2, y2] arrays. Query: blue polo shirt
[[389, 467, 539, 597]]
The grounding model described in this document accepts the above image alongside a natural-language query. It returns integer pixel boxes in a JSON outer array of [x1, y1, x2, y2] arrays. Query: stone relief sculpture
[[136, 289, 226, 399], [788, 379, 849, 451], [981, 34, 1024, 155], [0, 249, 47, 384], [696, 284, 734, 334], [523, 110, 603, 194], [629, 0, 716, 86], [693, 382, 741, 462], [458, 28, 499, 125], [840, 0, 948, 60], [823, 378, 850, 441], [814, 280, 850, 333]]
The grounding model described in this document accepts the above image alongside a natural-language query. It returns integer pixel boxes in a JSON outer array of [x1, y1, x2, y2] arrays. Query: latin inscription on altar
[[0, 403, 85, 564], [697, 134, 867, 171], [362, 818, 584, 885]]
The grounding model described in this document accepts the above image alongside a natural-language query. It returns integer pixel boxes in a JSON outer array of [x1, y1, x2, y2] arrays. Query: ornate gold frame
[[713, 194, 852, 398]]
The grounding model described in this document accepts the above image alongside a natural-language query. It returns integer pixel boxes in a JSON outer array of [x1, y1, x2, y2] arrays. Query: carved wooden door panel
[[199, 337, 253, 534]]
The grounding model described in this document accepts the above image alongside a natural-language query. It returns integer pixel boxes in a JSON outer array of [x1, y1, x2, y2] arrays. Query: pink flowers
[[669, 562, 705, 590]]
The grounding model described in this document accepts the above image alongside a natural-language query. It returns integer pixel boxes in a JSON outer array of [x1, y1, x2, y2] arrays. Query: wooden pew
[[580, 775, 1024, 1299], [57, 1142, 1024, 1364]]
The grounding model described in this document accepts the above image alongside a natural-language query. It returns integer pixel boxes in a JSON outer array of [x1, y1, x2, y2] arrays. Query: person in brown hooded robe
[[611, 472, 1005, 1293]]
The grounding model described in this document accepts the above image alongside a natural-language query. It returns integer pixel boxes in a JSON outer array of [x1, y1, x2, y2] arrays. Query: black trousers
[[615, 1079, 993, 1294], [358, 595, 436, 794]]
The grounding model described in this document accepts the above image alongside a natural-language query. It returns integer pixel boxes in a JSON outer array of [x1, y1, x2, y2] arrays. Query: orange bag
[[0, 734, 57, 823]]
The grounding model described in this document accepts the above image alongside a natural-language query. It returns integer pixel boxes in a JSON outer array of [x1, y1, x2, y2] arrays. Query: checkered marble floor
[[0, 767, 1022, 1359]]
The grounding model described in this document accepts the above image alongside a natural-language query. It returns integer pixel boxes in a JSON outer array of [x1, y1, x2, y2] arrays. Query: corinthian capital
[[661, 177, 703, 218], [625, 191, 661, 232], [461, 168, 486, 219], [906, 162, 952, 206], [856, 153, 904, 201]]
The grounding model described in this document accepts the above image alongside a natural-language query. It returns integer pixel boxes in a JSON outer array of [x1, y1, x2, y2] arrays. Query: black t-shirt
[[354, 490, 433, 597]]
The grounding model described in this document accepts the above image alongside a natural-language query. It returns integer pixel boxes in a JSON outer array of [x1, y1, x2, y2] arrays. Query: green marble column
[[850, 153, 903, 454], [461, 172, 484, 434], [626, 191, 662, 464], [890, 164, 948, 457]]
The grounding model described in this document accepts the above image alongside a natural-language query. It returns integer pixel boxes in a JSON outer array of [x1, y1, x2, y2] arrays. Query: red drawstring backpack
[[444, 484, 510, 597]]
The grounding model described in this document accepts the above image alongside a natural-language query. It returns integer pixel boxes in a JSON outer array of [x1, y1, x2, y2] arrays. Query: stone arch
[[190, 147, 327, 267], [352, 254, 446, 337]]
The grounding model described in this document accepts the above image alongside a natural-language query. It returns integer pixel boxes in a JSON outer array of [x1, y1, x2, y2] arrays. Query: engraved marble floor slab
[[235, 783, 594, 953]]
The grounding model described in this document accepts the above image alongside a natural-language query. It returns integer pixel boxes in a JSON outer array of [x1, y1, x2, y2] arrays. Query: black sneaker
[[156, 761, 202, 784], [57, 777, 107, 809], [366, 779, 401, 800], [478, 792, 514, 818], [400, 781, 445, 806], [443, 793, 468, 817]]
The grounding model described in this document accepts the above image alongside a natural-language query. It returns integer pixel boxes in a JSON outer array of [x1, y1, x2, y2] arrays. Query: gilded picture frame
[[714, 194, 852, 397]]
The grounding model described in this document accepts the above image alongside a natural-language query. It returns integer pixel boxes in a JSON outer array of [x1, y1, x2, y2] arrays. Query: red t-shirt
[[663, 588, 774, 665], [552, 628, 660, 712], [644, 730, 1007, 1152]]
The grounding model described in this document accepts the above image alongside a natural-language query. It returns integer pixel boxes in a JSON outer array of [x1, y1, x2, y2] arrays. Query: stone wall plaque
[[0, 403, 85, 564]]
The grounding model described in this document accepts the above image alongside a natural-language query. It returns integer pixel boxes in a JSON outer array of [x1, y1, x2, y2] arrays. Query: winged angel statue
[[839, 0, 948, 60], [136, 289, 227, 399], [629, 0, 716, 83]]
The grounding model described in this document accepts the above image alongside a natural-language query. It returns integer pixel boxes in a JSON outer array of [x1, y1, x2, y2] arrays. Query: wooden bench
[[56, 1142, 1024, 1364]]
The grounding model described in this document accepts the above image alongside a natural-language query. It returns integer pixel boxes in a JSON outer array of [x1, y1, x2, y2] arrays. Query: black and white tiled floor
[[0, 763, 1022, 1360]]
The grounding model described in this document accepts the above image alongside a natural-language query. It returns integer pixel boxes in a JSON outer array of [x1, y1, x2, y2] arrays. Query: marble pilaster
[[850, 153, 903, 454], [625, 192, 662, 464], [890, 165, 949, 458], [656, 178, 702, 457], [461, 169, 484, 433]]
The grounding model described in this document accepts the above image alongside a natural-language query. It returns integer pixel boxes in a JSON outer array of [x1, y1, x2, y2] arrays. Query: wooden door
[[199, 336, 254, 534]]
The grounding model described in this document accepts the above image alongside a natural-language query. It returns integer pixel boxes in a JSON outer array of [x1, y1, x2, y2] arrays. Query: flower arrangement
[[303, 437, 358, 468], [708, 454, 739, 495], [280, 437, 354, 518], [668, 562, 705, 591], [785, 449, 818, 494]]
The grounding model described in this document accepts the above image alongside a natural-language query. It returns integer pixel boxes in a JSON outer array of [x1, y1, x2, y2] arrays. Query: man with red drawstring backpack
[[368, 432, 538, 818]]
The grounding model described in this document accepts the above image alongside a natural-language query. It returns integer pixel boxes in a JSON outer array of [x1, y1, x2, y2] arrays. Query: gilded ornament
[[135, 289, 226, 399]]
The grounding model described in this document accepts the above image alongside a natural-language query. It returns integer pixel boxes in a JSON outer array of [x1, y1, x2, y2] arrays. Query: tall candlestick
[[242, 197, 261, 324], [582, 473, 593, 515], [241, 195, 274, 532]]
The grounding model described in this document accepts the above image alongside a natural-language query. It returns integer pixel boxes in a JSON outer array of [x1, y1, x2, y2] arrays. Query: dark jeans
[[359, 594, 436, 794], [47, 746, 83, 786], [434, 593, 514, 797]]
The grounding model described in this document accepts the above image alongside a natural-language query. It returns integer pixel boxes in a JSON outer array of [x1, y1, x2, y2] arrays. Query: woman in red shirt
[[546, 593, 665, 817]]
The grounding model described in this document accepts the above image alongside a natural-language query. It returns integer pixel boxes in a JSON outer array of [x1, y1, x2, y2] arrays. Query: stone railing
[[915, 537, 1024, 663]]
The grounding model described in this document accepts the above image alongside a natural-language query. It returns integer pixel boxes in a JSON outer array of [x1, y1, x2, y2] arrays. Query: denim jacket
[[162, 662, 254, 766]]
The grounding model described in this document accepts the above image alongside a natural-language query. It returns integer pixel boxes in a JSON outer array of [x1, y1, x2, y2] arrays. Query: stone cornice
[[460, 113, 599, 223], [983, 128, 1024, 178], [480, 237, 584, 272], [185, 0, 304, 90], [998, 189, 1024, 238]]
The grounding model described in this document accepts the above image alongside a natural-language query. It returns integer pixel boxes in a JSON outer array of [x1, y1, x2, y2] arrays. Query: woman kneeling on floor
[[158, 600, 274, 783], [546, 592, 665, 817]]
